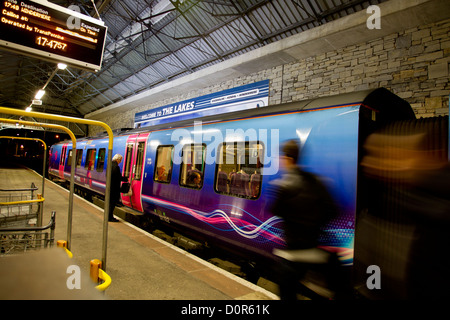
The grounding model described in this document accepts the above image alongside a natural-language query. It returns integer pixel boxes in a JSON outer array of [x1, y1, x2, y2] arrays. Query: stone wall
[[96, 18, 449, 134], [276, 18, 449, 118]]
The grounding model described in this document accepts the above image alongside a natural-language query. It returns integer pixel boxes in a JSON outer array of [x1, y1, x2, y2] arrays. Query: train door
[[121, 133, 149, 212], [59, 143, 69, 179]]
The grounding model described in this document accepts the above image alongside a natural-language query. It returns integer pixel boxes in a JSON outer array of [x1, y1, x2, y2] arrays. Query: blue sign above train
[[134, 80, 269, 128]]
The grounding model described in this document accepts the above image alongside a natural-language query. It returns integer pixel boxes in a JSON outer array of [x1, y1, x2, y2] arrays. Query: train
[[48, 88, 418, 285]]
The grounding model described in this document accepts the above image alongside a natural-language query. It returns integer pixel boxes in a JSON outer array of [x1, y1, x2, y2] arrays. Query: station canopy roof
[[0, 0, 387, 119]]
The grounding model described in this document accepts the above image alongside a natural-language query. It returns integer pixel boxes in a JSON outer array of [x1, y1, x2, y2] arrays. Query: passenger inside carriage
[[186, 170, 202, 188], [216, 166, 228, 193], [250, 170, 261, 198], [156, 165, 168, 182]]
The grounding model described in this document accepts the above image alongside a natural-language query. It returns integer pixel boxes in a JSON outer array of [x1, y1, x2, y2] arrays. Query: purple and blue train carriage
[[48, 88, 415, 269]]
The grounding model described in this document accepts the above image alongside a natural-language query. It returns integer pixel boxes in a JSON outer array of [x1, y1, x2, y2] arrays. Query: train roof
[[80, 88, 415, 141]]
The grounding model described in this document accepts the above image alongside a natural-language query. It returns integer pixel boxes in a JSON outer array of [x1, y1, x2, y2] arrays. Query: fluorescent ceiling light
[[35, 89, 45, 100]]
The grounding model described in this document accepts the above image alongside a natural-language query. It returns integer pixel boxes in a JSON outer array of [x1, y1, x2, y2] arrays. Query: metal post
[[67, 140, 77, 251], [31, 182, 36, 199], [102, 149, 112, 271], [50, 211, 56, 248], [41, 149, 46, 226]]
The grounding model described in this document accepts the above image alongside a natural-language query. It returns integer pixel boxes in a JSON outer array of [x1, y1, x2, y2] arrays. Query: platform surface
[[0, 163, 278, 300]]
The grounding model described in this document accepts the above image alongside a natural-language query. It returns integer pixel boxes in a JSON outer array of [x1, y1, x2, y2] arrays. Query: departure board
[[0, 0, 107, 71]]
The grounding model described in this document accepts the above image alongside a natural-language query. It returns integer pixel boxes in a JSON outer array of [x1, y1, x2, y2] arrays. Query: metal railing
[[0, 135, 47, 226], [0, 183, 44, 229], [0, 211, 55, 255], [0, 107, 114, 272], [0, 183, 38, 201], [1, 110, 113, 292]]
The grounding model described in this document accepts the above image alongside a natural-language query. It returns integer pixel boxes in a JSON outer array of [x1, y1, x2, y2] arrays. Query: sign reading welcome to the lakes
[[134, 80, 270, 128]]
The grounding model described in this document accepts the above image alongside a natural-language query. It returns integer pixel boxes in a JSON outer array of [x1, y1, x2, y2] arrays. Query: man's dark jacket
[[270, 167, 337, 250], [111, 161, 127, 203]]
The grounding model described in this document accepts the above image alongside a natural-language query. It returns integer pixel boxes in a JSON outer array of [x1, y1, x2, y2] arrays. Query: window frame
[[179, 143, 206, 190], [134, 142, 146, 181], [60, 147, 66, 166], [214, 141, 264, 200], [123, 143, 133, 179], [75, 149, 83, 168], [66, 149, 73, 168], [85, 148, 96, 171], [153, 145, 174, 184], [96, 148, 106, 172]]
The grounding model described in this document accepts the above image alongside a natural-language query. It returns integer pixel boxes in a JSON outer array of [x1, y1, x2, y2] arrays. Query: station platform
[[0, 163, 279, 300]]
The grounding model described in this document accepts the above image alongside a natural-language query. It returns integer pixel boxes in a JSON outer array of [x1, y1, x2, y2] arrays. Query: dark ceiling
[[0, 0, 387, 119]]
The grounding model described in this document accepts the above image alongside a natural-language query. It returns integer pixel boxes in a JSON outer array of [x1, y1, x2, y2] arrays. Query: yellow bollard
[[96, 269, 112, 291], [90, 259, 112, 291], [90, 259, 102, 283], [57, 240, 73, 258], [57, 240, 67, 248]]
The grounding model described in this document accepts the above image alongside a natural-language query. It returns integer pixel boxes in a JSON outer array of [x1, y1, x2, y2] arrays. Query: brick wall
[[98, 18, 449, 133]]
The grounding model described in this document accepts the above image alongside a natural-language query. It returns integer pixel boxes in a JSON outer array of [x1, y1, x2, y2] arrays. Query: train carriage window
[[154, 145, 173, 184], [67, 149, 73, 168], [215, 141, 263, 199], [134, 142, 145, 180], [60, 147, 67, 166], [85, 149, 96, 171], [124, 144, 133, 179], [76, 149, 83, 168], [96, 148, 106, 172], [179, 144, 206, 189]]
